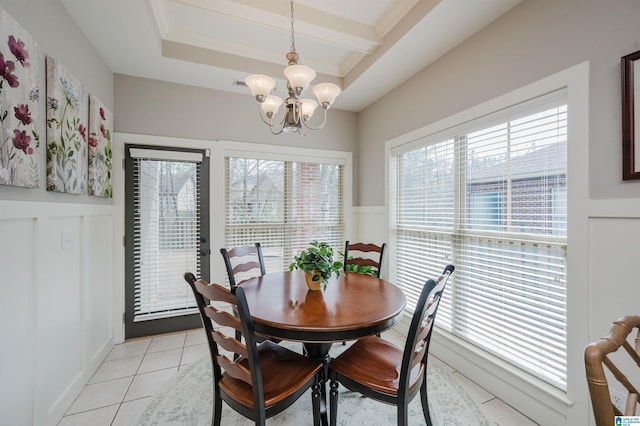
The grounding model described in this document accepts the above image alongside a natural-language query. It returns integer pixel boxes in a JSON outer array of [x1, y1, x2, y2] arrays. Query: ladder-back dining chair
[[585, 315, 640, 425], [221, 243, 281, 345], [220, 243, 266, 287], [184, 272, 323, 426], [341, 241, 387, 341], [328, 264, 454, 426], [342, 241, 387, 278]]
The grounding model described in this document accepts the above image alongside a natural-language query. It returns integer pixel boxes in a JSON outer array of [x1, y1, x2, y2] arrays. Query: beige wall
[[358, 0, 640, 206], [114, 75, 359, 199], [114, 75, 357, 150]]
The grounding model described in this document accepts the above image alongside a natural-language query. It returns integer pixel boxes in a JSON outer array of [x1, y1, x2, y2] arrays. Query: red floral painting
[[0, 6, 40, 188], [88, 95, 112, 197]]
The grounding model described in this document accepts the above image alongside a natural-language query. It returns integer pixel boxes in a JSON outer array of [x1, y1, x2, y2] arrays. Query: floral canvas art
[[46, 56, 87, 194], [88, 96, 112, 197], [0, 6, 40, 188]]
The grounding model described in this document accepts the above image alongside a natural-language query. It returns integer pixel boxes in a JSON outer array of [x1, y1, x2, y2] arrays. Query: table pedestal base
[[303, 342, 333, 426], [303, 342, 333, 359]]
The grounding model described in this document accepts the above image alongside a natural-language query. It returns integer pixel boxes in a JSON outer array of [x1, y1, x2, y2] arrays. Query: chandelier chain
[[290, 0, 296, 54]]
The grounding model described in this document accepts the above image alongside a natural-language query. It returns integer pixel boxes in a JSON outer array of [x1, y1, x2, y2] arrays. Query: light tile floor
[[58, 328, 539, 426]]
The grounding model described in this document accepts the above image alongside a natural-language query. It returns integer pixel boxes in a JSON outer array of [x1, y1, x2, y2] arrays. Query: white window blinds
[[132, 153, 201, 321], [225, 155, 344, 274], [390, 90, 567, 389]]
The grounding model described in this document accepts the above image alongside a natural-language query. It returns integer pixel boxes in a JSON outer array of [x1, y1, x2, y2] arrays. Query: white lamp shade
[[299, 99, 318, 118], [313, 82, 341, 107], [244, 74, 275, 100], [261, 95, 283, 116], [284, 64, 316, 91]]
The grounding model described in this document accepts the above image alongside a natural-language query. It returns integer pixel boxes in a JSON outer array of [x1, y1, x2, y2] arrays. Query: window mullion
[[452, 135, 466, 331], [506, 122, 513, 230], [454, 135, 466, 231], [283, 161, 294, 265]]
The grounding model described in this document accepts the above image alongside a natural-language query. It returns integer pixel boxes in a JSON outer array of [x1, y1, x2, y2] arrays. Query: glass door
[[124, 145, 210, 338]]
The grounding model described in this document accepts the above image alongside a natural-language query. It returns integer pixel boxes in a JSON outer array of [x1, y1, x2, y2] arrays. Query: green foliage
[[345, 262, 377, 276], [289, 241, 343, 289]]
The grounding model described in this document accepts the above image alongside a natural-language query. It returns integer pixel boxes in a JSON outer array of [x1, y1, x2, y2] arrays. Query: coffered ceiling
[[60, 0, 522, 111]]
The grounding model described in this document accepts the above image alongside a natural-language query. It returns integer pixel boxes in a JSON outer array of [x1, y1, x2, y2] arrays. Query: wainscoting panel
[[39, 216, 85, 421], [0, 218, 36, 426], [353, 206, 387, 243], [352, 206, 388, 278], [0, 201, 114, 426], [588, 217, 640, 337], [85, 215, 115, 366]]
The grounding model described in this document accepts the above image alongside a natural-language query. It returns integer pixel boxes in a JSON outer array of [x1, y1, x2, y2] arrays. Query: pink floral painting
[[46, 56, 87, 194], [88, 95, 112, 197], [0, 6, 40, 188]]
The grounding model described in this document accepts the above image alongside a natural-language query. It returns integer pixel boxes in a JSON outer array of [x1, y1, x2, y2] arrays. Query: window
[[225, 155, 344, 274], [390, 90, 567, 389]]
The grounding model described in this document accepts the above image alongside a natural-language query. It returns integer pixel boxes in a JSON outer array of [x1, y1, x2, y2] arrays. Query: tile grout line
[[111, 336, 151, 420], [112, 335, 154, 426]]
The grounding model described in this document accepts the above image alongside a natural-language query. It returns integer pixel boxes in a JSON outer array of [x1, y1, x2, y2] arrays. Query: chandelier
[[244, 0, 341, 135]]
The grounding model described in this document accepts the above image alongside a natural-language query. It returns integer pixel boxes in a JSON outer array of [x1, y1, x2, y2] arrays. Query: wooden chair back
[[585, 315, 640, 425], [184, 272, 322, 425], [343, 241, 387, 278], [327, 264, 454, 426], [400, 264, 454, 399], [220, 243, 266, 286], [184, 273, 264, 408]]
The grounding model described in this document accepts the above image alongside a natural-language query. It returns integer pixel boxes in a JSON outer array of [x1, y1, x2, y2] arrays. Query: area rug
[[138, 343, 491, 426]]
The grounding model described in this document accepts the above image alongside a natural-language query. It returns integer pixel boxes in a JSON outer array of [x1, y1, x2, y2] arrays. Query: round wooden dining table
[[240, 270, 406, 426], [240, 270, 407, 358]]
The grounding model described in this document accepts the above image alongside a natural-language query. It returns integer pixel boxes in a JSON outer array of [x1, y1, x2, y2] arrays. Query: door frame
[[124, 143, 210, 338], [114, 135, 213, 341]]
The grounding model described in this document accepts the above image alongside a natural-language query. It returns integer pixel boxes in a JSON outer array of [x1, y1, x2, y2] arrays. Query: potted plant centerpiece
[[289, 241, 343, 291]]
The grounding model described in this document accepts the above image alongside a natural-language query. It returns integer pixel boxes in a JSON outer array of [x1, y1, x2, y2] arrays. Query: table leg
[[303, 343, 333, 426]]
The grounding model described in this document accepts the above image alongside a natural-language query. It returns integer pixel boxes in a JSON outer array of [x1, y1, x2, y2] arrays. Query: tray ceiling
[[60, 0, 522, 111]]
